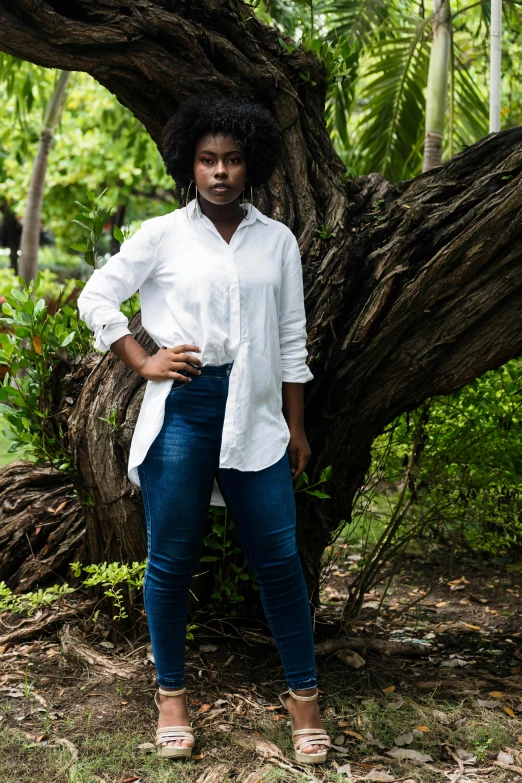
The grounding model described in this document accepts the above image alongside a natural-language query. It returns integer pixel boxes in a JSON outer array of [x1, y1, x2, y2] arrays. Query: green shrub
[[368, 358, 522, 556]]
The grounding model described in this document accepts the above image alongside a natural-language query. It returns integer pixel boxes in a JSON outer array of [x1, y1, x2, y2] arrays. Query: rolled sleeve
[[77, 222, 157, 353], [278, 236, 314, 384]]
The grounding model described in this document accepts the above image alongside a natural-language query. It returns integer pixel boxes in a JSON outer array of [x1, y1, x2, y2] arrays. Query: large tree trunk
[[0, 2, 521, 608]]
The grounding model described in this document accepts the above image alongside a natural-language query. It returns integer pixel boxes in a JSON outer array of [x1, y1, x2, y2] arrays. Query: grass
[[1, 658, 521, 783]]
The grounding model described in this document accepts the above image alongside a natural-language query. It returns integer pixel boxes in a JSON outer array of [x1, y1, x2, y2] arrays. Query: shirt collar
[[188, 197, 269, 225]]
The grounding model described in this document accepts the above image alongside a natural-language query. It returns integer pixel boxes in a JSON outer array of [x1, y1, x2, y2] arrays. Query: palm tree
[[19, 69, 71, 284], [489, 0, 502, 132], [314, 0, 505, 180], [423, 0, 451, 172]]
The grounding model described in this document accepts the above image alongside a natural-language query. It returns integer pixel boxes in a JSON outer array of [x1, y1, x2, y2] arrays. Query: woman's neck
[[197, 194, 245, 224]]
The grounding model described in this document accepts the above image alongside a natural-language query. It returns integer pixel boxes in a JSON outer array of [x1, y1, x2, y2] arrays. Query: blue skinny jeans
[[137, 361, 317, 691]]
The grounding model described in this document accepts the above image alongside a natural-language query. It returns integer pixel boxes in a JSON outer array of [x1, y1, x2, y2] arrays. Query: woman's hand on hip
[[288, 427, 311, 482], [139, 344, 202, 382]]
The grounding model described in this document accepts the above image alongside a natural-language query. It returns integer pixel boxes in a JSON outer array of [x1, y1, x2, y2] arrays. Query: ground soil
[[1, 546, 522, 782]]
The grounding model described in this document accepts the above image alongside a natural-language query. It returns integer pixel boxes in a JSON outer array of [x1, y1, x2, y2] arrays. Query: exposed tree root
[[59, 623, 141, 680], [0, 599, 95, 648]]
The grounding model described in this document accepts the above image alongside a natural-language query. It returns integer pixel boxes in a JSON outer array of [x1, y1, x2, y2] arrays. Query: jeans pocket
[[168, 376, 191, 395]]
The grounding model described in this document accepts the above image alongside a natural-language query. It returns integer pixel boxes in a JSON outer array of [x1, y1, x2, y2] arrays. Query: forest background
[[1, 0, 521, 566]]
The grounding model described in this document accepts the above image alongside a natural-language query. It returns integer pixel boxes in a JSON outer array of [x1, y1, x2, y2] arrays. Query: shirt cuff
[[281, 365, 314, 383], [94, 322, 132, 353]]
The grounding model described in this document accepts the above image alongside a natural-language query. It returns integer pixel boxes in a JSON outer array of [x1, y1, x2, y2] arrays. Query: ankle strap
[[288, 687, 319, 701], [158, 686, 186, 697]]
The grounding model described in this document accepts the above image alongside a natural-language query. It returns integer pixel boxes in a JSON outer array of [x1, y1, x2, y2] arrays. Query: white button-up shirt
[[77, 197, 314, 507]]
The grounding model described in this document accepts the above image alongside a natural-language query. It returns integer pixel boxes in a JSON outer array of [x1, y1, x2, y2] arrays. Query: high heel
[[154, 686, 195, 758], [278, 687, 331, 764]]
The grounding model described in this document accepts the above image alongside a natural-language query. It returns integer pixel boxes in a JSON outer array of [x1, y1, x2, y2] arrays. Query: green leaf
[[60, 332, 76, 347], [112, 225, 124, 243], [319, 465, 332, 483]]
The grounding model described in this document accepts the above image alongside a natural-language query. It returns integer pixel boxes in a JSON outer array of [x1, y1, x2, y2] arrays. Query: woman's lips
[[211, 186, 230, 193]]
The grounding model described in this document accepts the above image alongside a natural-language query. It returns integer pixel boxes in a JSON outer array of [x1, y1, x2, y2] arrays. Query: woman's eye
[[200, 156, 241, 164]]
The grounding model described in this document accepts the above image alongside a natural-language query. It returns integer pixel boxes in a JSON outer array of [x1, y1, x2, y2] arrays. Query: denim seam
[[139, 464, 153, 598]]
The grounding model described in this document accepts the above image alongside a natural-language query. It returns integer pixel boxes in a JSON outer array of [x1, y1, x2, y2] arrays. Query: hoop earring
[[242, 182, 254, 220], [185, 180, 199, 219]]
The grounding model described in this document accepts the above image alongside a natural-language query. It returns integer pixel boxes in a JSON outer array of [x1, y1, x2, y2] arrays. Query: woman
[[77, 95, 331, 764]]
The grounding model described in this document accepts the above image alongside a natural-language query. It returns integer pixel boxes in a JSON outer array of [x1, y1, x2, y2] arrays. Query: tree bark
[[0, 460, 84, 590], [19, 69, 71, 284], [0, 1, 521, 608]]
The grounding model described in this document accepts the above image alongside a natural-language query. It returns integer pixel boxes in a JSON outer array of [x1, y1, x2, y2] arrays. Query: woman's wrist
[[109, 334, 151, 378]]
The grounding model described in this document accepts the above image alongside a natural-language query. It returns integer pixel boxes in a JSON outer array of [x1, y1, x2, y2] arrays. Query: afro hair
[[161, 94, 282, 196]]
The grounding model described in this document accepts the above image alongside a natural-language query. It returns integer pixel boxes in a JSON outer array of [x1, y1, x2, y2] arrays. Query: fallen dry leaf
[[489, 691, 505, 699], [432, 710, 452, 724], [386, 748, 433, 762], [336, 648, 366, 669], [137, 742, 155, 754], [198, 704, 212, 713], [382, 686, 396, 693], [364, 770, 395, 782], [452, 718, 467, 730], [440, 657, 469, 668], [415, 725, 431, 732], [504, 707, 516, 718], [456, 748, 477, 764], [343, 730, 364, 741], [497, 750, 514, 765], [386, 698, 404, 711], [394, 731, 413, 746]]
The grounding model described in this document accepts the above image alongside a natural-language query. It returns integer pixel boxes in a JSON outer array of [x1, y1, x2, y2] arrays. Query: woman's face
[[193, 132, 247, 206]]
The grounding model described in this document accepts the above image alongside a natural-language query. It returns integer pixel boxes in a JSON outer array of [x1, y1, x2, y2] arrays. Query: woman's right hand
[[138, 344, 202, 382]]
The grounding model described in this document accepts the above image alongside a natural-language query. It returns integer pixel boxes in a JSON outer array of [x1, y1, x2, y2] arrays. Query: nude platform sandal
[[154, 686, 195, 758], [278, 687, 331, 764]]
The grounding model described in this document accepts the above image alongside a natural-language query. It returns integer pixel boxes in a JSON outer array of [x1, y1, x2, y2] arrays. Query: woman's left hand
[[288, 427, 311, 482]]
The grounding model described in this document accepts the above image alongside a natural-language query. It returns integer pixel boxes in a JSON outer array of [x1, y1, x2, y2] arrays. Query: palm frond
[[352, 16, 431, 181]]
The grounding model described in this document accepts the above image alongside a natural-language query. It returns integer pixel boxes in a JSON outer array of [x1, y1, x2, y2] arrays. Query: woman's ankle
[[292, 687, 318, 695]]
